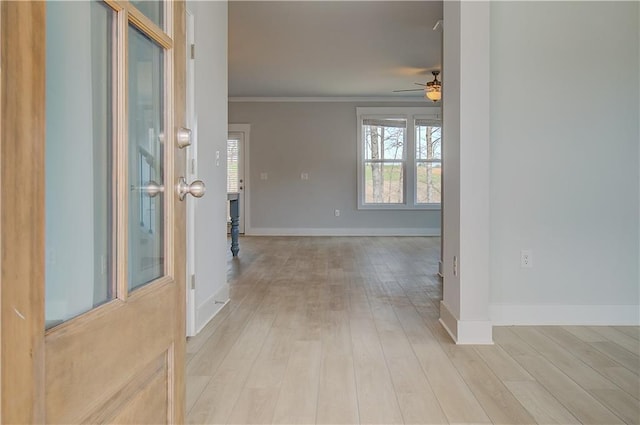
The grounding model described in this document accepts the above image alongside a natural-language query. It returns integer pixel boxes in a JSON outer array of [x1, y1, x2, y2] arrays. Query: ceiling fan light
[[424, 70, 441, 102], [425, 87, 441, 102]]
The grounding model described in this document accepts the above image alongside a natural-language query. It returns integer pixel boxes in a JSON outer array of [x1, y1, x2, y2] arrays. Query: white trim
[[439, 301, 458, 341], [457, 321, 493, 345], [490, 304, 640, 326], [245, 227, 441, 237], [439, 301, 493, 345], [228, 124, 251, 233], [358, 204, 442, 211], [195, 284, 230, 335], [185, 8, 196, 338], [229, 96, 435, 103]]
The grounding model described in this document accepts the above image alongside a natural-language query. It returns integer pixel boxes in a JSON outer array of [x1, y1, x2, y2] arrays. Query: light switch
[[301, 173, 309, 180]]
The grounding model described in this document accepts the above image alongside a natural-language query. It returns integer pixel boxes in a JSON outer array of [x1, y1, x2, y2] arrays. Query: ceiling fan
[[393, 70, 442, 102]]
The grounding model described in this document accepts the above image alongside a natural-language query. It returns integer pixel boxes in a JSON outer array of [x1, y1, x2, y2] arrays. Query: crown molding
[[228, 96, 438, 103]]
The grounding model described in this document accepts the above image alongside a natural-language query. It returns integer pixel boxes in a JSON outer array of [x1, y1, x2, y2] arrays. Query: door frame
[[1, 2, 47, 422], [228, 124, 250, 234], [185, 7, 197, 337]]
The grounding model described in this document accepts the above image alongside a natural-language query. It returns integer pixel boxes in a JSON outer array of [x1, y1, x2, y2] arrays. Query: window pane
[[227, 139, 239, 192], [364, 161, 404, 204], [416, 161, 442, 204], [128, 26, 165, 291], [363, 120, 406, 161], [130, 0, 164, 29], [45, 1, 114, 328], [416, 124, 441, 160]]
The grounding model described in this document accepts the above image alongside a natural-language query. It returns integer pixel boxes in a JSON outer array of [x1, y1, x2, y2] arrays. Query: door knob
[[132, 180, 164, 198], [176, 127, 192, 149], [177, 177, 205, 200]]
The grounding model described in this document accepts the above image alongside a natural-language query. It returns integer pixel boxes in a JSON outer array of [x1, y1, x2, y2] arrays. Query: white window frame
[[356, 107, 441, 210]]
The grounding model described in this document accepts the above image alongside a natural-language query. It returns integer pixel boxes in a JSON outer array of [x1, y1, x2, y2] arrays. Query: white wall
[[489, 1, 640, 324], [188, 0, 230, 333], [440, 1, 492, 344], [441, 0, 461, 332], [228, 101, 441, 236]]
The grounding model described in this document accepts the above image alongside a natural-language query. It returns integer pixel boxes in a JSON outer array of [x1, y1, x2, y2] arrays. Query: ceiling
[[228, 1, 443, 99]]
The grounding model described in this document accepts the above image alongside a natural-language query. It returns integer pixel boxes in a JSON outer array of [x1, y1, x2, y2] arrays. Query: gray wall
[[229, 101, 441, 235], [489, 1, 640, 323]]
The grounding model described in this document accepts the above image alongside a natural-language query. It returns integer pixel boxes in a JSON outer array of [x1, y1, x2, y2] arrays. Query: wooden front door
[[1, 1, 189, 423]]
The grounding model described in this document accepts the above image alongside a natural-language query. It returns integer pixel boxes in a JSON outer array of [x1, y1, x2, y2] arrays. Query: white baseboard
[[439, 301, 494, 345], [195, 284, 230, 334], [457, 320, 494, 344], [490, 304, 640, 326], [245, 227, 441, 237], [439, 301, 458, 341]]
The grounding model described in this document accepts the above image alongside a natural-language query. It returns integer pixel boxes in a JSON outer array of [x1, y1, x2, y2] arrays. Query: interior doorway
[[227, 125, 250, 234]]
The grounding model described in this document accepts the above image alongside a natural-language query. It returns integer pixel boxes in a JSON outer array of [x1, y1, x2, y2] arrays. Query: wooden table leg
[[230, 198, 239, 257]]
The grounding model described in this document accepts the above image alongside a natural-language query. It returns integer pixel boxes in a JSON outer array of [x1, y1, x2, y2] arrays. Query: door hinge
[[190, 44, 195, 60], [190, 274, 196, 290]]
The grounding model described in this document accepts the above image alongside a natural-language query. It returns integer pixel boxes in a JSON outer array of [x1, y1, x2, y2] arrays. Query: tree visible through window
[[416, 120, 441, 204], [363, 119, 406, 204]]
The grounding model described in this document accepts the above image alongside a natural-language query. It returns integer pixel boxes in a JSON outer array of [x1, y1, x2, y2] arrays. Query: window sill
[[358, 204, 441, 211]]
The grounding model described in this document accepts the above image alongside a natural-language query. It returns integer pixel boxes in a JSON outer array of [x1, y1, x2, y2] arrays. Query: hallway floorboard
[[186, 237, 639, 425]]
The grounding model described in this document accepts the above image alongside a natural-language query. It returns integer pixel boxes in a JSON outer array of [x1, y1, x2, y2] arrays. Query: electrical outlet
[[334, 209, 340, 217], [453, 256, 458, 276], [521, 250, 533, 268], [260, 172, 268, 180]]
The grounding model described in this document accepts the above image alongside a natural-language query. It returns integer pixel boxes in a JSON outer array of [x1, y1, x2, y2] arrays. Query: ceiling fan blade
[[414, 82, 427, 87], [393, 89, 424, 93]]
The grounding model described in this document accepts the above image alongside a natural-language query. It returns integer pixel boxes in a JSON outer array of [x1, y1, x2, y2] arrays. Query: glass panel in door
[[128, 25, 165, 291], [130, 0, 164, 29], [45, 0, 114, 328]]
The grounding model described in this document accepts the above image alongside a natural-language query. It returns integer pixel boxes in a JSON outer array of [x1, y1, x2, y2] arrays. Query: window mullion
[[406, 117, 416, 207]]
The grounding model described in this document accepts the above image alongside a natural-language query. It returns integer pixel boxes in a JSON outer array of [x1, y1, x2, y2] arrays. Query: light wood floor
[[186, 236, 640, 425]]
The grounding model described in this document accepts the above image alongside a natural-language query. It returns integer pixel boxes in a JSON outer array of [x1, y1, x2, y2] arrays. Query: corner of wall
[[439, 301, 494, 345]]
